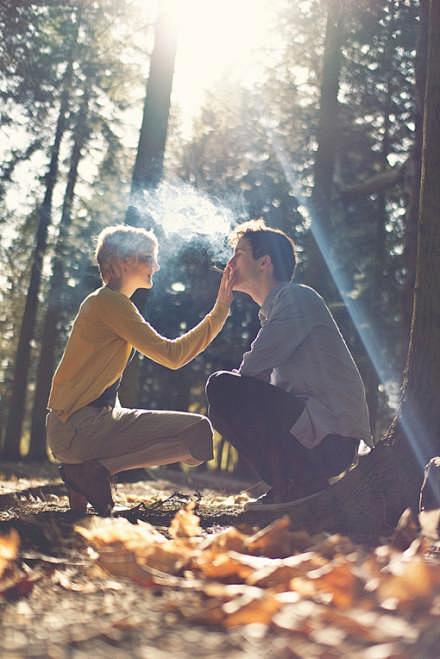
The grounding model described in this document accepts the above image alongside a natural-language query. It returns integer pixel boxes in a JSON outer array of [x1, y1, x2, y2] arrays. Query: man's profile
[[206, 219, 372, 509]]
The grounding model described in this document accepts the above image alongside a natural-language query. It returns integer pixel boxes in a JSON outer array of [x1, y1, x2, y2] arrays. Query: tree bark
[[28, 92, 90, 460], [119, 1, 178, 407], [397, 0, 440, 471], [2, 21, 79, 460], [129, 3, 178, 197], [304, 0, 344, 295], [366, 11, 395, 436], [402, 0, 428, 338]]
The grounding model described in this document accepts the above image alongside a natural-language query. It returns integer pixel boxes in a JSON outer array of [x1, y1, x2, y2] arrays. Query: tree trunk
[[28, 92, 90, 460], [2, 23, 79, 460], [130, 4, 178, 197], [397, 0, 440, 476], [402, 0, 428, 338], [365, 14, 394, 436], [244, 0, 440, 536], [119, 1, 178, 407], [304, 0, 344, 295]]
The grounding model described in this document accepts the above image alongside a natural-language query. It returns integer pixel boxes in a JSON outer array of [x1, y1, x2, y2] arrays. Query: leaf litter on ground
[[71, 501, 440, 652], [2, 481, 440, 656]]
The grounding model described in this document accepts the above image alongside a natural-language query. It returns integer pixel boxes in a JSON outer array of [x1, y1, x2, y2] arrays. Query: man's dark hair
[[229, 219, 296, 282]]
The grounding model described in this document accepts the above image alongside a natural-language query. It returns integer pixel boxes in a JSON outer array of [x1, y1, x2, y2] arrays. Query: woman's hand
[[216, 264, 235, 307]]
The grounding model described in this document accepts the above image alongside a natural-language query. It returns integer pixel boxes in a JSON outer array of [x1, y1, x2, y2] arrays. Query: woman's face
[[135, 251, 160, 289], [123, 250, 160, 290]]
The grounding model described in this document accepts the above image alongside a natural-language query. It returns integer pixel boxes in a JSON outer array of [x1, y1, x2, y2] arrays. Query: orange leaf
[[378, 556, 440, 609], [169, 502, 202, 539], [245, 520, 312, 558], [290, 561, 362, 609], [0, 529, 20, 578], [223, 590, 281, 627], [247, 552, 326, 589], [194, 550, 269, 581], [201, 526, 248, 553]]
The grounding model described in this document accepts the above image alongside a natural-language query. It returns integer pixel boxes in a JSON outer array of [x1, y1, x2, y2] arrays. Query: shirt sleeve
[[98, 293, 230, 370], [239, 289, 317, 378]]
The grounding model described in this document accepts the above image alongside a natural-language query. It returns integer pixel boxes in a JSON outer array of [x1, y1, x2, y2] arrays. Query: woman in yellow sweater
[[46, 224, 234, 515]]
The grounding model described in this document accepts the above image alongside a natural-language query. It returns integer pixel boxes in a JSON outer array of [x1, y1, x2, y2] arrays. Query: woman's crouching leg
[[182, 416, 213, 466], [99, 411, 214, 475]]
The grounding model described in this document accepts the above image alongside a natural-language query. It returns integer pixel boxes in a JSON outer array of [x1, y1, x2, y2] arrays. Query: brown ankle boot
[[67, 486, 88, 514], [59, 461, 113, 516]]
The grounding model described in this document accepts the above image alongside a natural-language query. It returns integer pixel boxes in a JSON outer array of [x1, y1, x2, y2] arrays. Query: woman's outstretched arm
[[99, 266, 235, 370]]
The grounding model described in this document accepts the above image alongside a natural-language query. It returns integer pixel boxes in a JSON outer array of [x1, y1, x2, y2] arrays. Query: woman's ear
[[121, 256, 136, 272]]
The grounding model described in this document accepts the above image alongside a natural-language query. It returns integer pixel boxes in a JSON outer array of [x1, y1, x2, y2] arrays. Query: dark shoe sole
[[245, 489, 324, 512]]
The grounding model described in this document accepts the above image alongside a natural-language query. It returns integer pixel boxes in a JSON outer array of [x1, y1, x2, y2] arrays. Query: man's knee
[[205, 370, 239, 407]]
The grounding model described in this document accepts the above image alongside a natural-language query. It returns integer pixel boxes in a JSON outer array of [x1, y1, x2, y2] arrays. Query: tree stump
[[419, 456, 440, 511], [243, 443, 412, 540]]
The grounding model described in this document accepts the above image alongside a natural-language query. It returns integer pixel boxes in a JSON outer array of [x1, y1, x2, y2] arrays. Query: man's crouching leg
[[206, 370, 320, 502], [206, 371, 288, 496]]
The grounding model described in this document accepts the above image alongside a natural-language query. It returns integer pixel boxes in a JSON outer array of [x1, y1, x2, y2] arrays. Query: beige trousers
[[46, 404, 213, 475]]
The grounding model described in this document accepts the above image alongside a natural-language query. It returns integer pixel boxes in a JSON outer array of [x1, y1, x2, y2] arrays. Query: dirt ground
[[1, 463, 439, 658], [0, 464, 288, 659]]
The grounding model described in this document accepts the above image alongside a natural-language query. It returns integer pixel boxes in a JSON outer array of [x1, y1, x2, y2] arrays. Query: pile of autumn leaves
[[1, 502, 440, 649], [74, 504, 440, 640]]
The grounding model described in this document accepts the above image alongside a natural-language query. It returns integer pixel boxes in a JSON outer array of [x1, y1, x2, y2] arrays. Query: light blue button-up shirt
[[238, 282, 373, 449]]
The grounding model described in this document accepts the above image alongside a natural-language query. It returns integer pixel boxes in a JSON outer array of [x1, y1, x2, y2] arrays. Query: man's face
[[227, 237, 260, 293]]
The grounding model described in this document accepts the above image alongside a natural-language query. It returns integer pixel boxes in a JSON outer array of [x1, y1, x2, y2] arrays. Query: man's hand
[[216, 264, 235, 307]]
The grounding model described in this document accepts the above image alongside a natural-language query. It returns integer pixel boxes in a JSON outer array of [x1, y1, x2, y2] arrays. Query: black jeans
[[206, 371, 359, 486]]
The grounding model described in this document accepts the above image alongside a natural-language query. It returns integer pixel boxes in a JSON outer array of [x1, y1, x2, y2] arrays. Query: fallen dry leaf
[[0, 571, 41, 601], [272, 598, 320, 634], [169, 502, 202, 538], [76, 517, 166, 551], [291, 560, 363, 609], [140, 540, 192, 574], [223, 590, 281, 627], [201, 526, 248, 553], [391, 508, 420, 550], [245, 516, 304, 558], [377, 555, 440, 610], [308, 533, 356, 559], [0, 529, 41, 601], [0, 529, 20, 578], [247, 552, 326, 589]]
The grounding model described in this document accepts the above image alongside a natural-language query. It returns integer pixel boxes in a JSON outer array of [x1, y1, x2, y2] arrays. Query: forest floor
[[1, 463, 440, 659]]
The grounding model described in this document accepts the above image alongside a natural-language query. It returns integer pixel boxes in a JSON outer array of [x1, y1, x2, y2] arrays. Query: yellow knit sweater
[[48, 286, 230, 421]]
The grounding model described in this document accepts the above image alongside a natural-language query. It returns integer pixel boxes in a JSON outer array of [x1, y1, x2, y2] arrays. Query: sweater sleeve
[[97, 292, 230, 370]]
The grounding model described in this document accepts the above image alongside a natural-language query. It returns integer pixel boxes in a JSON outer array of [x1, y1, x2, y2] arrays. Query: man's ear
[[259, 254, 273, 272]]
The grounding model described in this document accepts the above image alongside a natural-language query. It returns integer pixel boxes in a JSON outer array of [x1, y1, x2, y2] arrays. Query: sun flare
[[168, 0, 276, 125]]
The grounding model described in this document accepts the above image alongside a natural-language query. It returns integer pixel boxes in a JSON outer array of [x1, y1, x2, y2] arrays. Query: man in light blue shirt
[[206, 220, 372, 508]]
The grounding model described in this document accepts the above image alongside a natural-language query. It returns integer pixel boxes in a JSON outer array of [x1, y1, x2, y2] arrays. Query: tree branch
[[339, 159, 408, 200]]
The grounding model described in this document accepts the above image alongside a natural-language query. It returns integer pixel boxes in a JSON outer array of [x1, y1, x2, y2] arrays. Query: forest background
[[0, 0, 424, 476]]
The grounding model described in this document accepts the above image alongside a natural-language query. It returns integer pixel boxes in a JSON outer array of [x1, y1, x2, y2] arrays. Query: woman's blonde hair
[[95, 224, 158, 284]]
